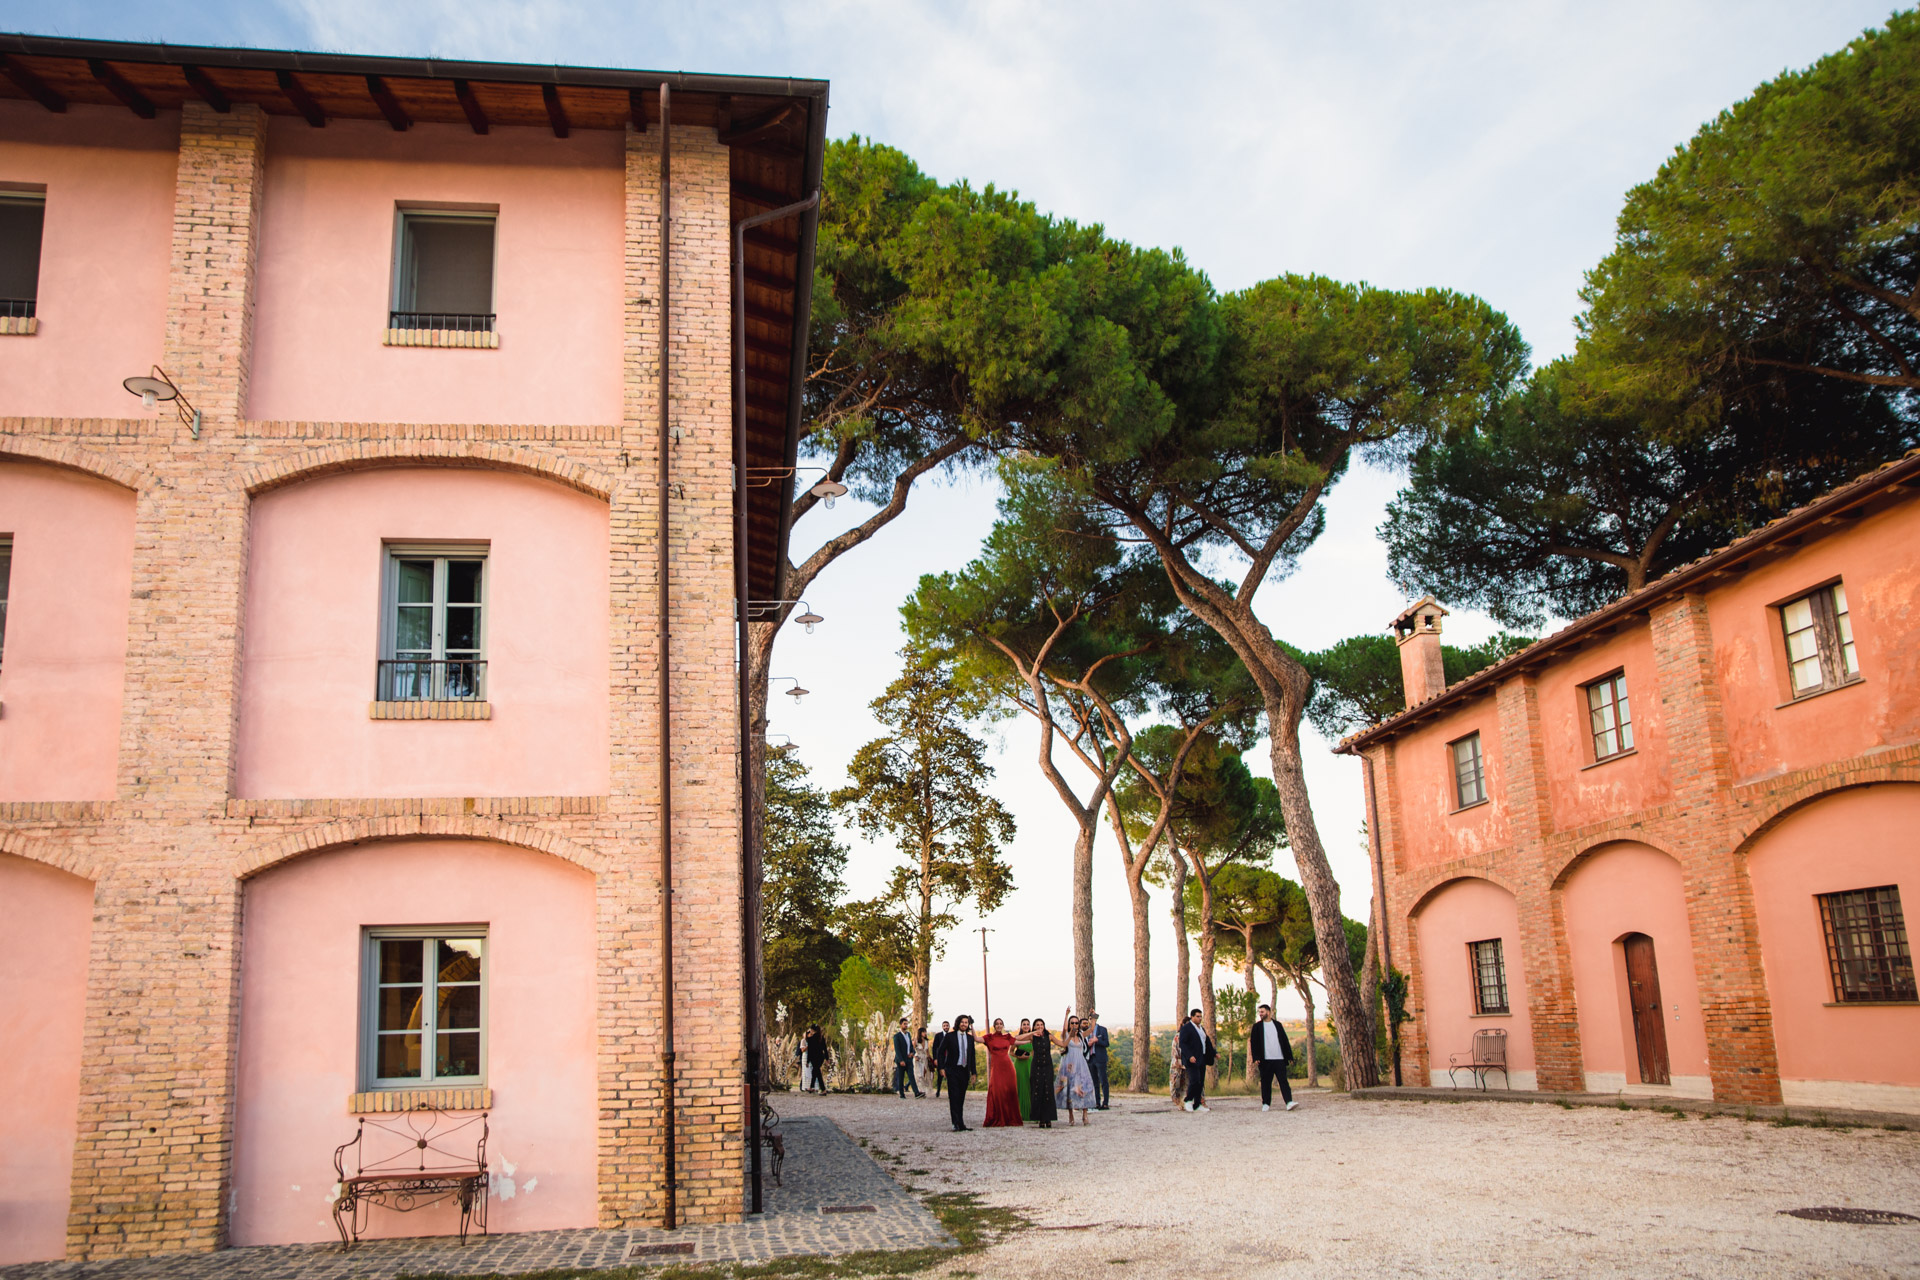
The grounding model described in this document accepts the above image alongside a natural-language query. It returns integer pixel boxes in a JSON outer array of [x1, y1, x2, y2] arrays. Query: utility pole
[[977, 926, 994, 1027]]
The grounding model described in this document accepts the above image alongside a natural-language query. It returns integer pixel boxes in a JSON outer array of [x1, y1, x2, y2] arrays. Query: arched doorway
[[1412, 877, 1536, 1089]]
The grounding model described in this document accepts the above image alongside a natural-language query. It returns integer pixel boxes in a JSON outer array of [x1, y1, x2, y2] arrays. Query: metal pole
[[656, 81, 677, 1232], [977, 926, 993, 1028]]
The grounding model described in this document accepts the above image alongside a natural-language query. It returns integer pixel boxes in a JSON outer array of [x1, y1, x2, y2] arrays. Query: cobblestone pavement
[[1, 1113, 952, 1280]]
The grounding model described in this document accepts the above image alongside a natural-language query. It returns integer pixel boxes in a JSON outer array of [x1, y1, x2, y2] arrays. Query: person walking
[[1086, 1010, 1111, 1110], [930, 1021, 951, 1098], [913, 1026, 933, 1095], [892, 1018, 924, 1098], [1177, 1009, 1215, 1112], [1250, 1004, 1298, 1112], [1024, 1018, 1058, 1128], [1013, 1018, 1034, 1121], [939, 1015, 978, 1131], [1054, 1014, 1098, 1125], [801, 1024, 830, 1095], [981, 1018, 1024, 1127]]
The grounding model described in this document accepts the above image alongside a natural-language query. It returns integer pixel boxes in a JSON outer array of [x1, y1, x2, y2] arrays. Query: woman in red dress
[[981, 1018, 1024, 1127]]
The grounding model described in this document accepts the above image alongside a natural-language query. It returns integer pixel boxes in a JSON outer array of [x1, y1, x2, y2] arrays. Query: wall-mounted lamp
[[771, 676, 810, 704], [746, 599, 825, 633], [122, 365, 202, 440], [809, 478, 848, 508]]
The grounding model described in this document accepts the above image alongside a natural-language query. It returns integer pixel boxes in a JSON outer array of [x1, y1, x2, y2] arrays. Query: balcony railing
[[388, 311, 494, 333], [377, 658, 486, 702], [0, 298, 35, 319]]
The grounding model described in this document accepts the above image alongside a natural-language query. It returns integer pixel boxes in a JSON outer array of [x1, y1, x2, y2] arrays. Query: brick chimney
[[1391, 595, 1450, 709]]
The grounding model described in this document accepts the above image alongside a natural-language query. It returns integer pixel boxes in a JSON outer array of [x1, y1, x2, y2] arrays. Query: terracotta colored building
[[1340, 452, 1920, 1115], [0, 34, 825, 1264]]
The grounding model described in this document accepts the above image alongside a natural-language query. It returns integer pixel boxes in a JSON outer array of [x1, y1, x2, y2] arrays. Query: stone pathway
[[2, 1115, 953, 1279]]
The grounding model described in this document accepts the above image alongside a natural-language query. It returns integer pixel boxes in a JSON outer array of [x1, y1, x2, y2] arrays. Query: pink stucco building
[[1342, 452, 1920, 1115], [0, 34, 824, 1263]]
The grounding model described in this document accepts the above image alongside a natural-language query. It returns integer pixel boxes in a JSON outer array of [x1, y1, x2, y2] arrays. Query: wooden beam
[[277, 70, 326, 127], [89, 59, 155, 118], [541, 83, 570, 138], [721, 101, 801, 148], [628, 87, 647, 132], [0, 55, 65, 113], [742, 263, 791, 292], [452, 79, 488, 134], [366, 75, 411, 131], [731, 178, 804, 211], [745, 300, 793, 329], [744, 227, 800, 257], [181, 65, 231, 113], [744, 333, 791, 359]]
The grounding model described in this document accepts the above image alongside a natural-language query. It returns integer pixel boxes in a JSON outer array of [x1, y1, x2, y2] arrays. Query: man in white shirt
[[1250, 1004, 1299, 1112]]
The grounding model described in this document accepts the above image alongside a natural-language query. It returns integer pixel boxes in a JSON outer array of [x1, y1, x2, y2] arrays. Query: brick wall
[[1, 109, 749, 1259]]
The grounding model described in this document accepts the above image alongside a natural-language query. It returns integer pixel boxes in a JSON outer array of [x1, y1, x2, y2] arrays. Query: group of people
[[1176, 1003, 1301, 1113], [892, 1011, 1111, 1131]]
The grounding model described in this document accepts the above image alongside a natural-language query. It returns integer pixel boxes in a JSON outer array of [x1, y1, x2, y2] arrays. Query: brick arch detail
[[1732, 766, 1920, 861], [238, 440, 616, 501], [235, 815, 606, 881], [1406, 869, 1522, 918], [0, 436, 147, 492], [1548, 830, 1683, 891], [0, 830, 104, 884]]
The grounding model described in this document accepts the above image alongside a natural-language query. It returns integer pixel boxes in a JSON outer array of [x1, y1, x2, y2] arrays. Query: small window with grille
[[1469, 938, 1509, 1015], [0, 190, 45, 328], [1584, 670, 1633, 761], [379, 544, 487, 701], [1819, 885, 1915, 1003], [1781, 582, 1860, 698], [390, 208, 496, 334], [1450, 732, 1486, 809]]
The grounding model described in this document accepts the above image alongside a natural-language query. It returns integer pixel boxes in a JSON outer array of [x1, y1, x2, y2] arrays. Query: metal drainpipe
[[733, 189, 819, 1217], [656, 81, 678, 1233]]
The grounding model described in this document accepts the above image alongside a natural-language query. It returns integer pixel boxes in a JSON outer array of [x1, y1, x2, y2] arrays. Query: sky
[[30, 0, 1898, 1029]]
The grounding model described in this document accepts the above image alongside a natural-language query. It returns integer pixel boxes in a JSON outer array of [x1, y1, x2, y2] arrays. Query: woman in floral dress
[[1053, 1014, 1097, 1125]]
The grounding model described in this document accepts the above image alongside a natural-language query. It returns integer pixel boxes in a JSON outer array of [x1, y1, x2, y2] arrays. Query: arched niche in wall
[[231, 836, 598, 1246], [1411, 876, 1536, 1090]]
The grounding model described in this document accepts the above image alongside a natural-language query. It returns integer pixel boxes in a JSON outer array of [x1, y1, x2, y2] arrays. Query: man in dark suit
[[930, 1021, 951, 1097], [891, 1018, 924, 1098], [1177, 1008, 1215, 1112], [938, 1015, 977, 1130], [1086, 1011, 1112, 1109], [1250, 1003, 1298, 1112]]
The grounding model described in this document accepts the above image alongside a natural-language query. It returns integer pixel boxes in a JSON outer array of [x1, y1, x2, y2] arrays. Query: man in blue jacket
[[1176, 1008, 1215, 1112], [1086, 1010, 1111, 1110], [892, 1018, 924, 1099]]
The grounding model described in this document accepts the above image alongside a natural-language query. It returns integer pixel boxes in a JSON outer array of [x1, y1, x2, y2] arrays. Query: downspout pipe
[[733, 189, 819, 1217], [656, 81, 677, 1233]]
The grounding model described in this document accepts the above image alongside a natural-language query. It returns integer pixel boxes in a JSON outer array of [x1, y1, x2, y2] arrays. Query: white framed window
[[1781, 581, 1860, 697], [390, 207, 497, 334], [362, 928, 487, 1089], [1584, 670, 1633, 760], [0, 535, 11, 670], [1450, 732, 1486, 809], [0, 190, 45, 323], [379, 544, 487, 701]]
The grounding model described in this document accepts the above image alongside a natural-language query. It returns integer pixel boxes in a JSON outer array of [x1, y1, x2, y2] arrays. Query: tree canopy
[[1301, 630, 1536, 740], [761, 745, 851, 1033], [1578, 11, 1920, 431]]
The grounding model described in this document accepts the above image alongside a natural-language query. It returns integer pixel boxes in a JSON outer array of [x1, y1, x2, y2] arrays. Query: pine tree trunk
[[1169, 853, 1190, 1103], [1072, 814, 1097, 1017], [1302, 980, 1319, 1089], [1127, 867, 1152, 1093]]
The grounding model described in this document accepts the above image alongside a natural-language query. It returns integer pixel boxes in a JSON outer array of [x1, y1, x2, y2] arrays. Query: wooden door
[[1622, 932, 1670, 1086]]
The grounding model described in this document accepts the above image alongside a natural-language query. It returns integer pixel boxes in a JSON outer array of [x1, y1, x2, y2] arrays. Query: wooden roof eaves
[[768, 92, 826, 605], [1333, 447, 1920, 756], [0, 32, 830, 104]]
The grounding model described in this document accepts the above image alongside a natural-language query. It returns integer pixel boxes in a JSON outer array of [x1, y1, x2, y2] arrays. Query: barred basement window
[[1782, 582, 1860, 697], [1469, 939, 1509, 1015], [1819, 886, 1916, 1003], [363, 929, 488, 1088], [1451, 732, 1486, 809], [1584, 671, 1633, 760]]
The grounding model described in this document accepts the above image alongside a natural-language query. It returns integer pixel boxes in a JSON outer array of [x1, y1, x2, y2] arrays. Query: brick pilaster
[[1369, 744, 1428, 1083], [1495, 676, 1585, 1092], [64, 104, 267, 1259], [1651, 593, 1782, 1104]]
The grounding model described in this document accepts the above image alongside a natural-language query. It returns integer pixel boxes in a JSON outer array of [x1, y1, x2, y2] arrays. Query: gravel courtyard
[[786, 1088, 1920, 1279]]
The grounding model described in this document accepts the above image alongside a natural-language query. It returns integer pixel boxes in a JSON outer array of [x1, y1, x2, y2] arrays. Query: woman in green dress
[[1013, 1018, 1034, 1121]]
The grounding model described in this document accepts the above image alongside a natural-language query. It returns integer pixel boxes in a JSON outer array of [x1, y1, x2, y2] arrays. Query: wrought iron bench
[[331, 1106, 489, 1249], [1447, 1028, 1509, 1090], [760, 1093, 785, 1188]]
